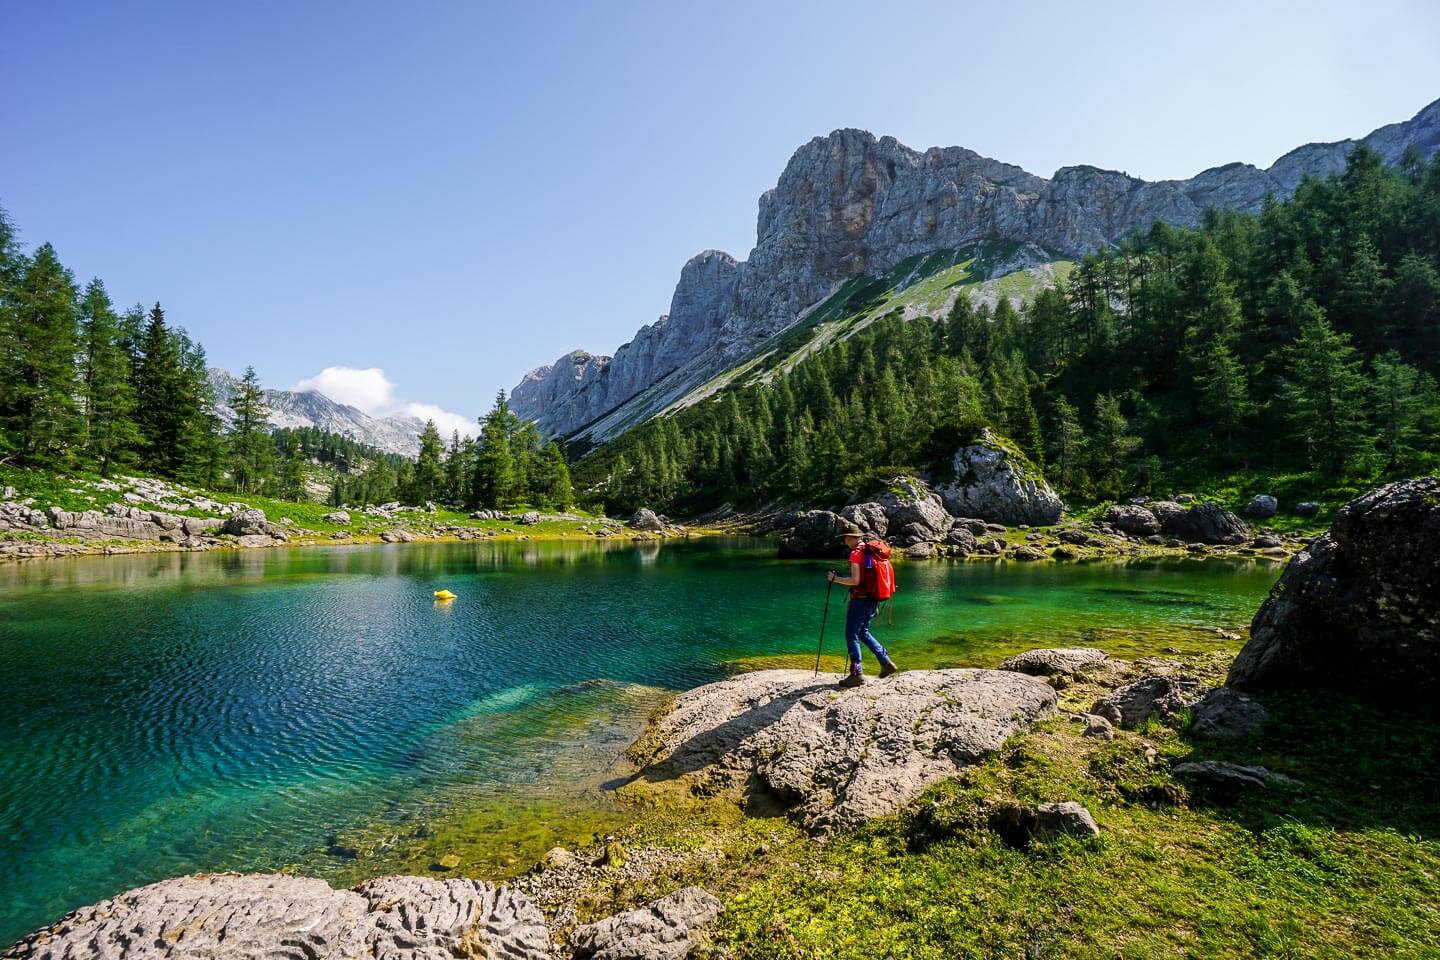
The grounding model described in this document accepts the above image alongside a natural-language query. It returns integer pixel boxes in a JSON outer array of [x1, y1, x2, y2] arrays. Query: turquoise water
[[0, 539, 1281, 944]]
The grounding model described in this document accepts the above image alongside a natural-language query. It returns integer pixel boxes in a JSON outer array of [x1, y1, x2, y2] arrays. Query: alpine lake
[[0, 537, 1283, 945]]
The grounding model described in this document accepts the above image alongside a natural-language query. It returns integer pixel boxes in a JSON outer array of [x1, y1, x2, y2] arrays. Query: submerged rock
[[628, 668, 1056, 835], [2, 873, 551, 959], [1229, 476, 1440, 698]]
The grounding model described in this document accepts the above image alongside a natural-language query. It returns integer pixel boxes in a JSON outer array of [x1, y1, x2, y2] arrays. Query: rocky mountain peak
[[512, 97, 1440, 444]]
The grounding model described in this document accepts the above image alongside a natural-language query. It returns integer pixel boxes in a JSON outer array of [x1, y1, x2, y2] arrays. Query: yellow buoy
[[433, 590, 457, 601]]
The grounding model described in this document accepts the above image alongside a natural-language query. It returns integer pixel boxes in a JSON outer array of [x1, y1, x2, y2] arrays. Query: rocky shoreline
[[6, 477, 1434, 958]]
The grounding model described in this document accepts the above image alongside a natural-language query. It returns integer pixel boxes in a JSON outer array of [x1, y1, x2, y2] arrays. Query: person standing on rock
[[827, 521, 899, 687]]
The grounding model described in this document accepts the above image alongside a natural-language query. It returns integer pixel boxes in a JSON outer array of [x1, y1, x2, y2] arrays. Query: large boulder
[[777, 510, 849, 558], [934, 428, 1063, 526], [1228, 477, 1440, 697], [2, 873, 551, 959], [627, 668, 1056, 835], [999, 647, 1108, 677], [1104, 504, 1160, 536], [1154, 501, 1249, 544], [1243, 494, 1279, 519]]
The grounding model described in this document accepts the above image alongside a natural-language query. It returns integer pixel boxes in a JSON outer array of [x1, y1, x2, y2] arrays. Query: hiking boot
[[879, 661, 899, 678], [838, 671, 864, 689]]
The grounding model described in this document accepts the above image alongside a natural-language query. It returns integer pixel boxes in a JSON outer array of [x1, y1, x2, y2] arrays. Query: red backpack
[[858, 539, 896, 601]]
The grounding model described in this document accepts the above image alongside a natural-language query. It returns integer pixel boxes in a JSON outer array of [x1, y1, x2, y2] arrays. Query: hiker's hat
[[839, 521, 864, 539]]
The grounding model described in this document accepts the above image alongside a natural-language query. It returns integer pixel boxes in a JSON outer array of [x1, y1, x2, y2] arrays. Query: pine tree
[[228, 366, 272, 493], [77, 279, 141, 475], [2, 244, 80, 466], [134, 304, 186, 474], [1046, 396, 1088, 494], [1191, 338, 1253, 458], [472, 391, 515, 507], [538, 441, 573, 508], [1370, 351, 1427, 471], [1278, 314, 1369, 473], [412, 419, 445, 504], [1089, 394, 1140, 498], [278, 431, 307, 501]]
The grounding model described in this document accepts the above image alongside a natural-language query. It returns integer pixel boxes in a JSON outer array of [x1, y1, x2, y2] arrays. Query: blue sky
[[4, 1, 1438, 434]]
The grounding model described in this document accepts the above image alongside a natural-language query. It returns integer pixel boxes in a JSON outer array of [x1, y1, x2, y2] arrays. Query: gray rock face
[[222, 508, 271, 537], [1229, 477, 1440, 697], [999, 647, 1108, 677], [936, 429, 1063, 525], [322, 510, 351, 524], [1294, 501, 1321, 518], [1244, 494, 1278, 518], [570, 887, 723, 960], [1091, 675, 1210, 728], [630, 668, 1056, 835], [872, 477, 950, 543], [838, 501, 889, 537], [511, 100, 1440, 444], [2, 873, 551, 960]]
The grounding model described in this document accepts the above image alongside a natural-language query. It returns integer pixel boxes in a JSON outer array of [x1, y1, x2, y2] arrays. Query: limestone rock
[[871, 477, 950, 543], [519, 511, 542, 526], [1155, 502, 1249, 545], [999, 647, 1107, 677], [936, 428, 1063, 526], [1105, 504, 1160, 536], [777, 510, 848, 558], [323, 510, 351, 524], [630, 668, 1056, 835], [1190, 687, 1268, 738], [1294, 501, 1321, 518], [1172, 761, 1298, 804], [1244, 494, 1278, 519], [1091, 675, 1209, 728], [1033, 801, 1101, 840], [222, 507, 270, 537], [571, 887, 722, 960], [1229, 476, 1440, 697], [2, 872, 551, 959], [838, 501, 888, 537], [630, 508, 664, 532]]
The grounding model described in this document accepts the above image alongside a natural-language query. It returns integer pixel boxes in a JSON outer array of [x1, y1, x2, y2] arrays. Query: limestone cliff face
[[512, 98, 1440, 441]]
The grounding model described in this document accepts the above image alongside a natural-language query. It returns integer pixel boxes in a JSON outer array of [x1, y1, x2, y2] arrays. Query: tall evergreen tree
[[228, 366, 272, 493], [1278, 314, 1370, 473], [412, 419, 445, 504], [472, 391, 515, 507], [77, 278, 141, 474], [2, 244, 80, 466]]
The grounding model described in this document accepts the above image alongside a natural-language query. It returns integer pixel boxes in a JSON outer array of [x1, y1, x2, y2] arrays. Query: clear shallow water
[[0, 539, 1280, 944]]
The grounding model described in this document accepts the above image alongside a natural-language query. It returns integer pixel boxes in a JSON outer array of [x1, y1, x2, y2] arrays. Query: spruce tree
[[279, 431, 307, 501], [1192, 338, 1253, 458], [77, 279, 141, 474], [412, 419, 445, 504], [4, 244, 80, 467], [1370, 351, 1427, 471], [228, 366, 272, 493], [1278, 314, 1369, 473], [472, 391, 515, 508]]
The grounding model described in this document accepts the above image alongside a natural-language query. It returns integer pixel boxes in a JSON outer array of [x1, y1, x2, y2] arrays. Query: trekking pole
[[813, 579, 834, 676]]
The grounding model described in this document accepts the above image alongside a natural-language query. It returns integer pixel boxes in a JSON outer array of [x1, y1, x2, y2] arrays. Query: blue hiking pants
[[845, 597, 892, 675]]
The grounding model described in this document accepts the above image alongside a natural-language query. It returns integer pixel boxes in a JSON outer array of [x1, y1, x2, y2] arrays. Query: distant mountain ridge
[[207, 368, 425, 456], [512, 97, 1440, 444]]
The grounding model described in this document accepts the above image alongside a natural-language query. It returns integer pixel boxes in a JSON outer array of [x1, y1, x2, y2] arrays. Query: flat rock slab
[[631, 668, 1057, 835], [3, 873, 551, 960], [571, 887, 722, 960], [999, 647, 1108, 676]]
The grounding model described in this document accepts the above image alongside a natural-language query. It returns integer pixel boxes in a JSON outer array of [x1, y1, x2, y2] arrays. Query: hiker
[[826, 521, 898, 687]]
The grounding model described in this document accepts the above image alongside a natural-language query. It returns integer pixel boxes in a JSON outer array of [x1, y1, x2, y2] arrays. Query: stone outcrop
[[1243, 494, 1278, 519], [1105, 504, 1160, 536], [2, 873, 551, 960], [1091, 675, 1209, 728], [1172, 761, 1298, 804], [570, 887, 723, 960], [511, 100, 1440, 444], [1148, 501, 1249, 545], [935, 429, 1064, 525], [1190, 687, 1269, 738], [628, 668, 1056, 835], [998, 647, 1108, 677], [776, 510, 849, 558], [1228, 477, 1440, 697], [630, 508, 665, 532]]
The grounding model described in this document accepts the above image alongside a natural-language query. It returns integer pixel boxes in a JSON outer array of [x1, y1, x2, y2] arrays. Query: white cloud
[[294, 366, 474, 439], [403, 402, 476, 440], [294, 366, 397, 414]]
